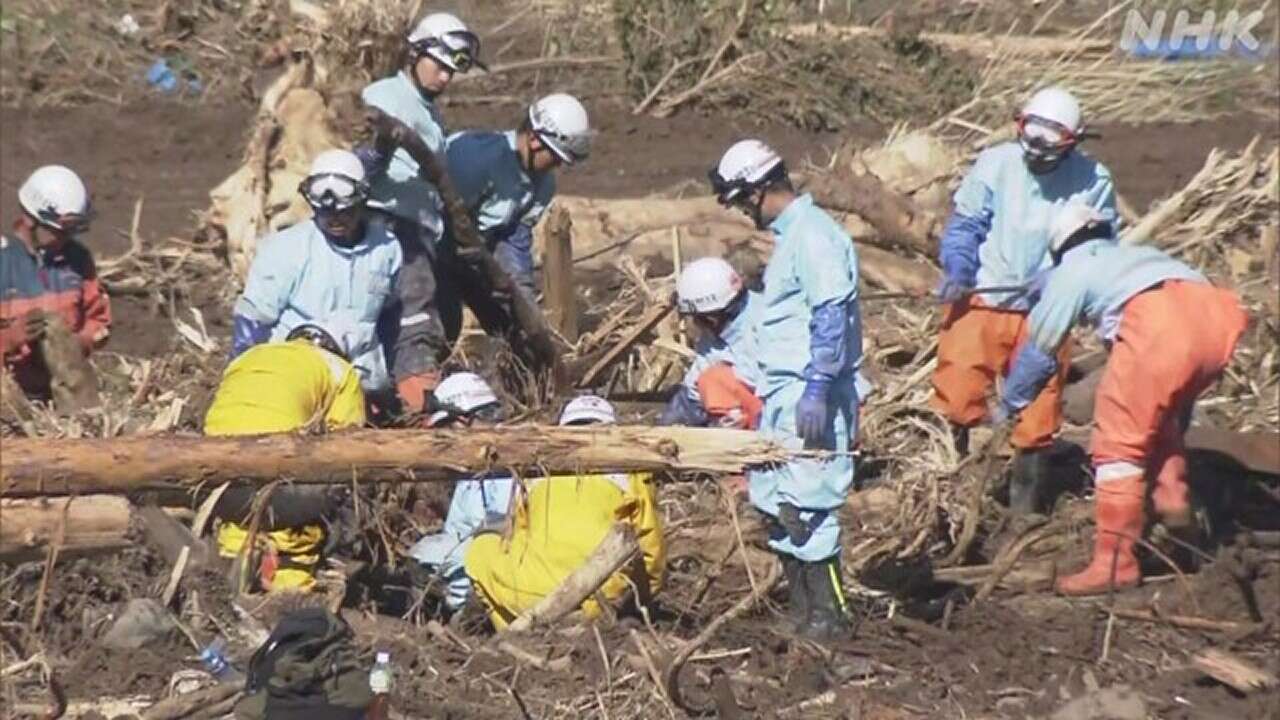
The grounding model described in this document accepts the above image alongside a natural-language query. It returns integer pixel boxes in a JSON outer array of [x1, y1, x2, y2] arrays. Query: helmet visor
[[707, 168, 749, 206], [413, 31, 484, 73], [1017, 114, 1078, 160], [33, 203, 93, 235], [299, 173, 368, 212]]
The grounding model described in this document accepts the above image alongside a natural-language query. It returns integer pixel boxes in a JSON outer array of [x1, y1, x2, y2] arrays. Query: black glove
[[776, 503, 814, 547]]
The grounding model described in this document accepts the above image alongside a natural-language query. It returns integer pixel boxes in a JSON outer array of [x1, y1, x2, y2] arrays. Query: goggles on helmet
[[299, 173, 369, 212], [410, 32, 483, 73], [286, 324, 347, 360], [426, 399, 504, 427], [33, 204, 93, 235], [707, 161, 785, 207], [1016, 113, 1079, 160]]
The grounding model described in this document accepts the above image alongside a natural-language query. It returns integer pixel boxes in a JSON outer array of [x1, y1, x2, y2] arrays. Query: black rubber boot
[[800, 557, 850, 641], [950, 424, 971, 456], [781, 554, 810, 632], [1009, 449, 1050, 516]]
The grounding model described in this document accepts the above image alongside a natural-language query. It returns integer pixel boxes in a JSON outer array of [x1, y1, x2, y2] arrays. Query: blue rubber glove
[[935, 277, 975, 304], [795, 379, 830, 446], [230, 314, 273, 360]]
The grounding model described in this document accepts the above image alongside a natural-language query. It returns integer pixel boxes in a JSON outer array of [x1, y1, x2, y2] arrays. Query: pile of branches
[[614, 0, 978, 129]]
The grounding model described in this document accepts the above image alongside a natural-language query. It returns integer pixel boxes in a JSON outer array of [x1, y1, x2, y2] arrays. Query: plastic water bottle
[[199, 637, 245, 685], [367, 651, 393, 719]]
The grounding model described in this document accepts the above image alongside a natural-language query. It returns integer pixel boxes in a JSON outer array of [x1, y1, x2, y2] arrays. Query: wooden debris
[[506, 523, 639, 633], [141, 682, 241, 720], [136, 505, 212, 569], [0, 495, 132, 561], [37, 313, 100, 414], [578, 301, 675, 388], [541, 204, 579, 342], [806, 169, 940, 257], [1110, 608, 1265, 635], [0, 426, 789, 496], [1192, 648, 1278, 694]]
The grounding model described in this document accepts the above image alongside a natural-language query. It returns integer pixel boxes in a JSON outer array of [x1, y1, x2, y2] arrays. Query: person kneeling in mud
[[204, 323, 366, 593], [461, 395, 666, 630]]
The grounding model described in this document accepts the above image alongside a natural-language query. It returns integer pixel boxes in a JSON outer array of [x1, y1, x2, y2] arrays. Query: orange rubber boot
[[1056, 474, 1145, 596], [1149, 421, 1192, 529]]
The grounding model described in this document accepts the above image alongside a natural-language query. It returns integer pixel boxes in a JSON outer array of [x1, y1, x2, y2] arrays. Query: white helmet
[[18, 165, 91, 233], [1049, 203, 1107, 256], [676, 257, 744, 315], [427, 371, 499, 426], [1017, 87, 1083, 171], [709, 139, 784, 205], [407, 12, 483, 73], [559, 395, 617, 426], [528, 94, 591, 164], [300, 149, 369, 211]]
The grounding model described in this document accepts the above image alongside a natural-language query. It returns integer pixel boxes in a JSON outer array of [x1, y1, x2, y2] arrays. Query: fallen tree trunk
[[784, 23, 1115, 59], [0, 495, 132, 561], [805, 170, 940, 257], [0, 426, 788, 497]]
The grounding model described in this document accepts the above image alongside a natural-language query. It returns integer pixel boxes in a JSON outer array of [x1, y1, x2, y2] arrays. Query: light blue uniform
[[753, 194, 861, 562], [408, 474, 515, 609], [675, 290, 765, 408], [1003, 241, 1205, 411], [940, 143, 1117, 310], [361, 71, 448, 238], [233, 219, 402, 391]]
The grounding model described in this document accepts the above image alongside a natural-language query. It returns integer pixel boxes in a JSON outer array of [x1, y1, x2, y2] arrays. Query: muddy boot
[[1056, 474, 1145, 596], [949, 424, 971, 456], [780, 553, 810, 632], [1009, 449, 1050, 516], [799, 556, 850, 641]]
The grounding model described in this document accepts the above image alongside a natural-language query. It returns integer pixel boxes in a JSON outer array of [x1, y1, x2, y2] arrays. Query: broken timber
[[0, 426, 788, 497]]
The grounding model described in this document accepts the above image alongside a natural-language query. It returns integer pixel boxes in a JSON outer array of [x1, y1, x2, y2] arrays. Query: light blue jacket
[[677, 290, 765, 408], [1003, 240, 1205, 411], [446, 130, 556, 235], [940, 143, 1117, 310], [361, 71, 448, 235], [757, 194, 862, 398], [233, 219, 403, 391], [407, 474, 515, 609]]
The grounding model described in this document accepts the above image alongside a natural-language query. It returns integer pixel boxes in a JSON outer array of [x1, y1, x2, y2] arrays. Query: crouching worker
[[995, 204, 1247, 596], [1, 165, 110, 401], [205, 323, 366, 592], [407, 371, 511, 611], [463, 395, 666, 629], [661, 257, 764, 430]]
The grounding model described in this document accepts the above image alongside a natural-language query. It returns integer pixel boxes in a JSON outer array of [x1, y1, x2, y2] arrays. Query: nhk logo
[[1119, 8, 1266, 55]]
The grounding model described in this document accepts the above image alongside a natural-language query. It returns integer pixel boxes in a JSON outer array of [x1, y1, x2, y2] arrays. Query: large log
[[805, 170, 940, 257], [0, 427, 789, 497], [0, 495, 132, 561]]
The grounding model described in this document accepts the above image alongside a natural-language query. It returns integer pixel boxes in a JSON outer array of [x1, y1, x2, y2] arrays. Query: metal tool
[[862, 284, 1028, 302]]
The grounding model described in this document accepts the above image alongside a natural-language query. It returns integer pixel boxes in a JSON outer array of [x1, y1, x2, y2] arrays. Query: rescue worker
[[406, 371, 511, 611], [231, 149, 402, 396], [463, 395, 666, 629], [358, 11, 484, 413], [660, 256, 764, 430], [444, 93, 592, 299], [995, 204, 1247, 596], [205, 323, 367, 592], [0, 165, 109, 400], [708, 139, 862, 640], [932, 86, 1117, 515]]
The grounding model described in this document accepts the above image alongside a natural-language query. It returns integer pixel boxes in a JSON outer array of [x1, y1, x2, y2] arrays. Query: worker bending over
[[464, 395, 665, 629], [359, 11, 484, 412], [996, 204, 1247, 596], [932, 86, 1117, 514], [709, 139, 862, 640], [407, 371, 511, 611], [446, 94, 592, 300], [206, 324, 367, 592], [1, 165, 109, 400], [232, 149, 402, 398], [661, 257, 764, 430]]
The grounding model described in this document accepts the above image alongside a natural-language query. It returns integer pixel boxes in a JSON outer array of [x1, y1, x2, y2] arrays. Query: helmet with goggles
[[299, 149, 369, 212], [407, 12, 485, 73], [18, 165, 93, 234], [528, 94, 592, 165], [1016, 87, 1084, 173], [286, 323, 349, 361], [426, 371, 503, 427], [708, 139, 786, 207]]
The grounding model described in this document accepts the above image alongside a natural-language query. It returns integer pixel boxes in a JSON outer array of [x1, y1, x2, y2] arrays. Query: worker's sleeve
[[1026, 271, 1088, 356], [231, 236, 295, 358], [803, 301, 850, 385], [1002, 343, 1060, 412], [76, 271, 111, 355], [354, 140, 394, 180], [444, 132, 488, 212], [1084, 162, 1119, 232], [659, 388, 709, 426], [490, 223, 537, 299], [325, 366, 369, 430], [519, 173, 556, 228], [940, 162, 995, 283], [620, 473, 666, 596]]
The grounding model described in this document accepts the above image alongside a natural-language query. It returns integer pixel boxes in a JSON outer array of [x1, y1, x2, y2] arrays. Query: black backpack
[[234, 608, 372, 720]]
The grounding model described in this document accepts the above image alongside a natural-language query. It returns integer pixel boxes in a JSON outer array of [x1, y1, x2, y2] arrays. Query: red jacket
[[0, 233, 111, 395]]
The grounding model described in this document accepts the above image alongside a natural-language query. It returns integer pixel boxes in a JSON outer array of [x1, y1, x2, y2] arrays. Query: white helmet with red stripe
[[18, 165, 91, 233]]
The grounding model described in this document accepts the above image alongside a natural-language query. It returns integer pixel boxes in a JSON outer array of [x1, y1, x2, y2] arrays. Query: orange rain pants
[[696, 363, 763, 430], [931, 298, 1072, 449], [1091, 281, 1247, 515]]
